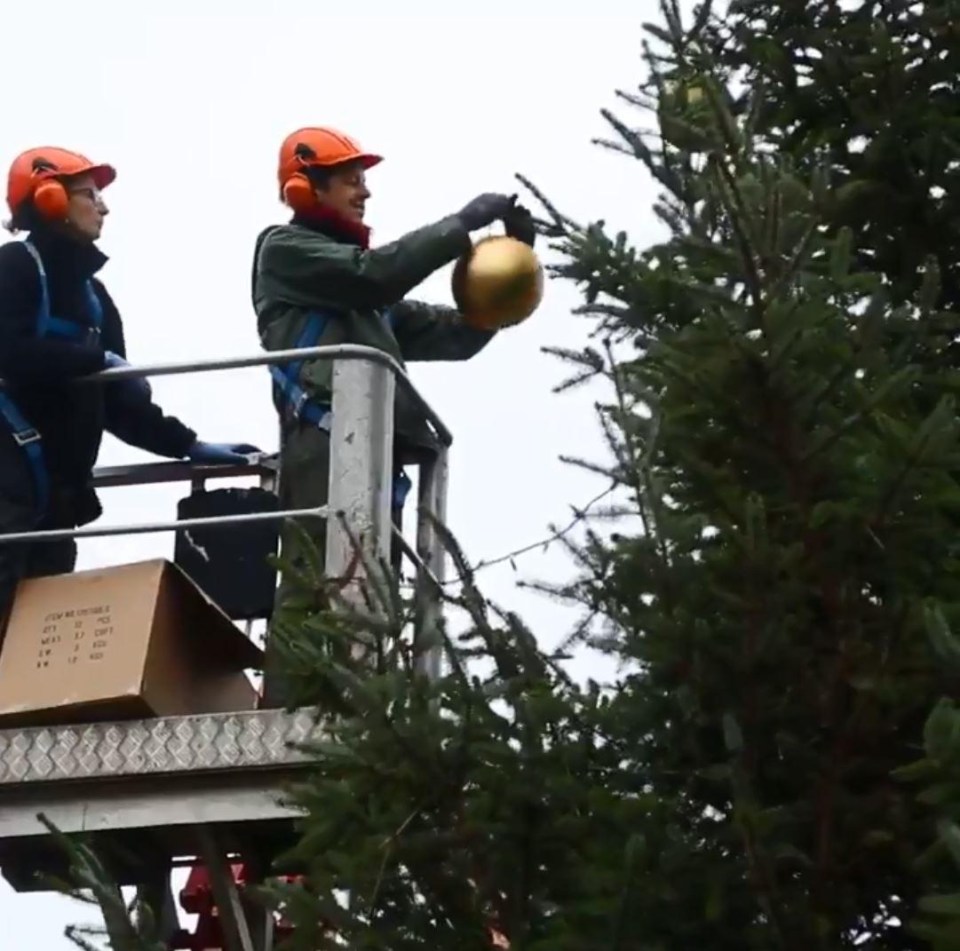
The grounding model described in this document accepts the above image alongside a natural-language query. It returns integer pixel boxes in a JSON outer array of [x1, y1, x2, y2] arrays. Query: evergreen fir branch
[[35, 813, 165, 951], [706, 155, 766, 317], [801, 364, 919, 463], [871, 394, 958, 529], [596, 107, 656, 168], [513, 173, 579, 240]]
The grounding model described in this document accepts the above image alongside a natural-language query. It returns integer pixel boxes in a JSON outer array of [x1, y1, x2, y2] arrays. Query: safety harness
[[269, 310, 334, 432], [268, 307, 412, 509], [0, 239, 103, 517]]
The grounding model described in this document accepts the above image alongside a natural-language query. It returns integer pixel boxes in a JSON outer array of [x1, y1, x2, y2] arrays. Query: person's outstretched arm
[[257, 193, 515, 311]]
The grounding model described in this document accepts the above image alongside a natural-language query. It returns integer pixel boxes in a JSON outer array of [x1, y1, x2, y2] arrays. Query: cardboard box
[[0, 559, 265, 727]]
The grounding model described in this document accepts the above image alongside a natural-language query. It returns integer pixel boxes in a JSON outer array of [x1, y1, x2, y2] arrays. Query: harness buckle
[[13, 427, 41, 446], [292, 391, 310, 419]]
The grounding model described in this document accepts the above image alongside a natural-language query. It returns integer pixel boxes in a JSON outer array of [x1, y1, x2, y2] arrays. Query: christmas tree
[[518, 0, 960, 945]]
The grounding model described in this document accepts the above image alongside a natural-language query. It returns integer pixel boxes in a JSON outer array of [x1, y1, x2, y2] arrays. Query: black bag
[[173, 487, 280, 621]]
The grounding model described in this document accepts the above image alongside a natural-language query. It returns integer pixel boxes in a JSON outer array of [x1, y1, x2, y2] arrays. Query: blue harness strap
[[269, 305, 399, 432], [268, 304, 412, 507], [0, 393, 45, 513], [23, 240, 104, 346], [269, 310, 334, 431], [0, 240, 104, 517]]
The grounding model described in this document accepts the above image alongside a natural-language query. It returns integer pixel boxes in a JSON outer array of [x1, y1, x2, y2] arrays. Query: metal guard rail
[[1, 343, 452, 447], [0, 344, 452, 545], [90, 458, 278, 489]]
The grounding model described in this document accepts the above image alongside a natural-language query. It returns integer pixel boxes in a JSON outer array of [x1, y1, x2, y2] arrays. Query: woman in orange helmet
[[0, 146, 261, 635], [252, 125, 536, 706]]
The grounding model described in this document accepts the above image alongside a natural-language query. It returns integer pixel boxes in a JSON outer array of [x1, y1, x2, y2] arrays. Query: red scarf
[[294, 204, 371, 248]]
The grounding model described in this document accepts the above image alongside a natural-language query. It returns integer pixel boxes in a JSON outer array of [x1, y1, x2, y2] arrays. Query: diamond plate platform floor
[[0, 708, 326, 892]]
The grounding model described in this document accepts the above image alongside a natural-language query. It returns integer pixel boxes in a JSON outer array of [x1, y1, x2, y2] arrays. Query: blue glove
[[187, 440, 262, 465], [103, 351, 152, 400]]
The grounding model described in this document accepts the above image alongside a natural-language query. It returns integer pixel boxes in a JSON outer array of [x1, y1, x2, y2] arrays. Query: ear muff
[[281, 172, 316, 214], [32, 179, 69, 220]]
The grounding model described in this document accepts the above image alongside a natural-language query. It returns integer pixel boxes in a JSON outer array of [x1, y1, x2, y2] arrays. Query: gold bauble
[[451, 235, 544, 331]]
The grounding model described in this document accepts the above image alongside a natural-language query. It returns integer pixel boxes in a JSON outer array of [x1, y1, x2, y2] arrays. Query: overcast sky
[[1, 1, 677, 945]]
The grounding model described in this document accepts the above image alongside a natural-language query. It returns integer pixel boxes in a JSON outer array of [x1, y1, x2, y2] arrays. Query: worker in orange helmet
[[252, 125, 535, 707], [0, 146, 262, 637]]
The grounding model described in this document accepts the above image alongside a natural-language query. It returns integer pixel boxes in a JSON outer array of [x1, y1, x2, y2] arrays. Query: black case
[[173, 487, 280, 621]]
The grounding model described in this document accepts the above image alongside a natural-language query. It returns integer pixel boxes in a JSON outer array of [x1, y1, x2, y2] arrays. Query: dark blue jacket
[[0, 227, 196, 525]]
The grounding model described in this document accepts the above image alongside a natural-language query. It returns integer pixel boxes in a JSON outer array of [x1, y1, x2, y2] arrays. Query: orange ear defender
[[280, 144, 322, 214], [281, 173, 317, 214], [32, 179, 70, 220]]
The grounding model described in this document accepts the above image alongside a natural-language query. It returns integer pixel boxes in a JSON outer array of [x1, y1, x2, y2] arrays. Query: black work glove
[[503, 203, 536, 247], [457, 192, 516, 231]]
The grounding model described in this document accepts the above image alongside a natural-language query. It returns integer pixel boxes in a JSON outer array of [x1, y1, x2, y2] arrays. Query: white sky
[[1, 2, 678, 945]]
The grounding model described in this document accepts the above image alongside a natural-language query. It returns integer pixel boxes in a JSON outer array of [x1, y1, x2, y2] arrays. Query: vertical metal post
[[414, 449, 448, 680], [323, 357, 395, 929], [258, 460, 279, 496], [326, 359, 395, 600], [253, 454, 280, 648]]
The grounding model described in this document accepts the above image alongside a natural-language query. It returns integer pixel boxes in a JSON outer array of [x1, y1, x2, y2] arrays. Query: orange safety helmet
[[6, 146, 116, 224], [278, 126, 382, 213]]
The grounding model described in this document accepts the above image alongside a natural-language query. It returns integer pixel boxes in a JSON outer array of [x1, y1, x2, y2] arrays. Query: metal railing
[[91, 457, 278, 489], [0, 345, 451, 674], [0, 344, 450, 542], [78, 343, 453, 445]]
